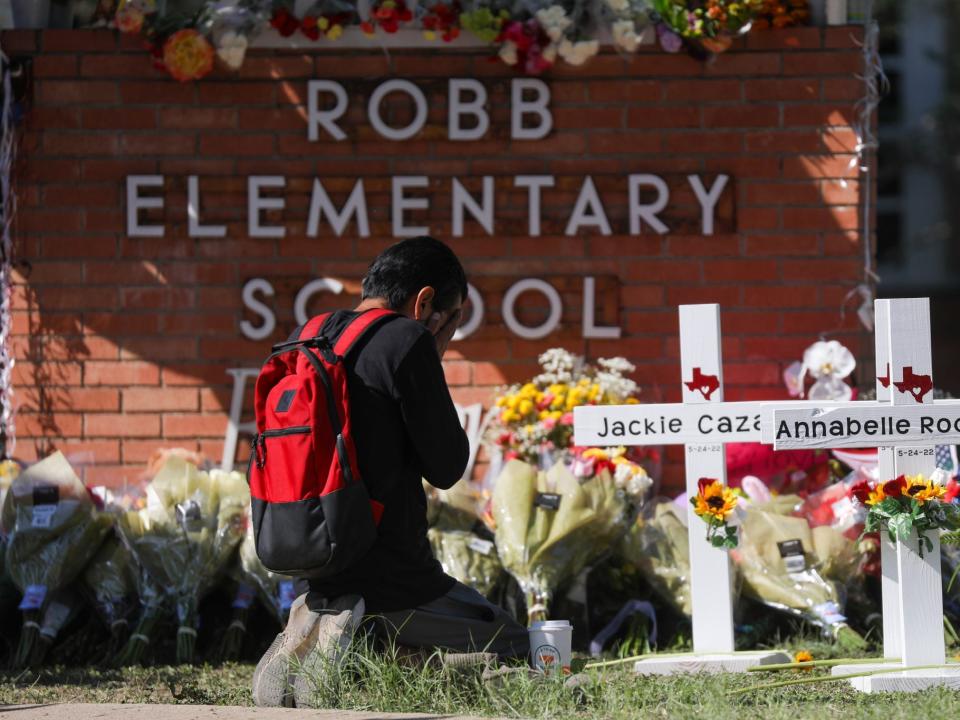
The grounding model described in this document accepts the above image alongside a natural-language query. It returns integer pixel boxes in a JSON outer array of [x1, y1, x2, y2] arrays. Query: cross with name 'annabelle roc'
[[765, 298, 960, 693]]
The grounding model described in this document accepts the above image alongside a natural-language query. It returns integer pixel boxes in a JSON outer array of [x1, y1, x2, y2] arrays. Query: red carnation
[[271, 8, 299, 37]]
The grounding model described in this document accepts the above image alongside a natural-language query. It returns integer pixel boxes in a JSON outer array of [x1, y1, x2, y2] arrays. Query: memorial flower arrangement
[[0, 452, 112, 668], [753, 0, 810, 29], [114, 457, 247, 664], [858, 472, 960, 558], [106, 0, 800, 80], [487, 348, 641, 466], [80, 534, 139, 658], [648, 0, 762, 55], [690, 477, 739, 549]]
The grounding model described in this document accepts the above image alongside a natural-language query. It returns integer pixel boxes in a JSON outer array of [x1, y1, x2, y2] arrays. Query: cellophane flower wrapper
[[733, 498, 865, 648], [115, 457, 248, 664], [428, 527, 503, 598], [620, 498, 692, 617], [81, 532, 139, 651], [237, 506, 289, 625], [425, 478, 482, 532], [491, 459, 628, 624], [1, 452, 112, 667]]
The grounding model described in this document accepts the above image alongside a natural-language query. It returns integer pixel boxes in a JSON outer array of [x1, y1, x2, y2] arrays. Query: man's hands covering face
[[426, 308, 463, 358]]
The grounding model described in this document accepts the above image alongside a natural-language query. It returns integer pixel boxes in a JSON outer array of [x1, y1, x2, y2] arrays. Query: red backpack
[[248, 309, 395, 577]]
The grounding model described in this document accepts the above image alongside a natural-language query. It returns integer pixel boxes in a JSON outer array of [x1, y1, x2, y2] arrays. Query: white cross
[[765, 298, 960, 692], [576, 304, 789, 673]]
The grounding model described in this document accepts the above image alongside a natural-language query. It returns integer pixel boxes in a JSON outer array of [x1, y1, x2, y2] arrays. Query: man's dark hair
[[361, 237, 467, 312]]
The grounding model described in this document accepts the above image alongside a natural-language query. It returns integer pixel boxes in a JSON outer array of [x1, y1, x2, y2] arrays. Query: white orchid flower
[[216, 31, 248, 70], [800, 340, 856, 401]]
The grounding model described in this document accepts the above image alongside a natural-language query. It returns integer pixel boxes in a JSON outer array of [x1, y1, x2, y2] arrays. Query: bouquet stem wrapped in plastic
[[1, 452, 111, 669], [428, 528, 503, 598], [81, 533, 139, 659], [733, 498, 866, 650], [115, 457, 248, 665], [491, 459, 628, 624]]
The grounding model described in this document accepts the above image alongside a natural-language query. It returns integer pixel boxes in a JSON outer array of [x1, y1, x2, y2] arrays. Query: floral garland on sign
[[106, 0, 809, 81]]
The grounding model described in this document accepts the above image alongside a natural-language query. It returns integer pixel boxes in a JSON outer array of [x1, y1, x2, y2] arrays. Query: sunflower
[[903, 474, 947, 504], [694, 478, 737, 522], [865, 483, 887, 506]]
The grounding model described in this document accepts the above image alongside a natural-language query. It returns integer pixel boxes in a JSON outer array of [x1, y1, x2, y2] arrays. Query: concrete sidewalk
[[0, 705, 493, 720]]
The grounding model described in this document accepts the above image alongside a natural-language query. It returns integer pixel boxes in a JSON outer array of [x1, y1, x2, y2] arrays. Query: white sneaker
[[291, 594, 365, 709]]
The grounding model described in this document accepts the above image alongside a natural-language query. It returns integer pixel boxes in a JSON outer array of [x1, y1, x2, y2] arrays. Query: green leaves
[[888, 513, 914, 543]]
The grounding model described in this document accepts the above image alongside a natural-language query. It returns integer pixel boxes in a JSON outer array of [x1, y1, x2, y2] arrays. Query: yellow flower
[[539, 410, 550, 420], [694, 479, 737, 522], [318, 17, 330, 30], [507, 396, 520, 411], [518, 400, 534, 417], [793, 650, 814, 672], [625, 397, 640, 405], [904, 474, 947, 504], [423, 30, 437, 40], [326, 24, 343, 40], [865, 484, 887, 506]]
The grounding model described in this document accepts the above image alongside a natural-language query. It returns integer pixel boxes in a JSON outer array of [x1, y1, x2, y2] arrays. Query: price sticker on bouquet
[[31, 505, 56, 528], [18, 584, 47, 611]]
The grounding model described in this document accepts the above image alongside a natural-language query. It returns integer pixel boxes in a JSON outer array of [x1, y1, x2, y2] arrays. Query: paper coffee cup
[[529, 620, 572, 675]]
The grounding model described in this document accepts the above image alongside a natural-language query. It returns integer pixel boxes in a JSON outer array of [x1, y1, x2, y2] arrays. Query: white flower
[[542, 42, 558, 63], [803, 340, 856, 380], [605, 0, 630, 13], [612, 18, 640, 52], [535, 5, 572, 42], [216, 30, 248, 70], [801, 340, 855, 400], [560, 39, 599, 66], [498, 41, 518, 66]]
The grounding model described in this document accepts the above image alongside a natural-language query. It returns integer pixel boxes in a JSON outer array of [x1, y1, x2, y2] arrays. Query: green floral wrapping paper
[[621, 500, 693, 617], [491, 459, 627, 623], [1, 452, 111, 601], [115, 457, 248, 662], [428, 528, 503, 598]]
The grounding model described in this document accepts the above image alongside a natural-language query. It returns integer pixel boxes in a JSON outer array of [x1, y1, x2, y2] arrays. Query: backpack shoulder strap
[[333, 309, 397, 357], [299, 313, 332, 342]]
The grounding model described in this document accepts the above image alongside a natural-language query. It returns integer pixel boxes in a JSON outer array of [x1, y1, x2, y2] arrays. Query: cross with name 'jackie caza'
[[763, 298, 960, 693], [575, 304, 791, 674]]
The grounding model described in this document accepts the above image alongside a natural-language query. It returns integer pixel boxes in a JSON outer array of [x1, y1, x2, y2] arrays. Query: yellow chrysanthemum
[[326, 24, 343, 40], [694, 480, 737, 522]]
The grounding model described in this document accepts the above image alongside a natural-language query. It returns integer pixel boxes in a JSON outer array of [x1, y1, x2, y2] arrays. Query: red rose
[[301, 16, 320, 40], [850, 480, 871, 504], [698, 477, 717, 496], [882, 475, 907, 498], [271, 8, 299, 37]]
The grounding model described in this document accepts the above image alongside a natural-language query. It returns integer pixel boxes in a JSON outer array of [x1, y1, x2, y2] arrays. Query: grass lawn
[[2, 638, 960, 719]]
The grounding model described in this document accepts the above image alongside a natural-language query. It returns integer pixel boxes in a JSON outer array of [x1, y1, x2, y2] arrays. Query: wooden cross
[[768, 298, 960, 692], [576, 304, 789, 673]]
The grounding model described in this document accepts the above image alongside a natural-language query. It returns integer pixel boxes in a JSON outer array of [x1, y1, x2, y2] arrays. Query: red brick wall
[[3, 27, 870, 490]]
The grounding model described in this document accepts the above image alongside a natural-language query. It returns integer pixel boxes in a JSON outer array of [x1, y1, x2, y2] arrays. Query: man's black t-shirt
[[298, 310, 469, 612]]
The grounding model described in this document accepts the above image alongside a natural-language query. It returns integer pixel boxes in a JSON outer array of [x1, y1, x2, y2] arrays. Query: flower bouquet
[[1, 452, 112, 669], [649, 0, 761, 57], [221, 506, 296, 660], [752, 0, 809, 29], [114, 457, 248, 664], [428, 528, 503, 598], [489, 459, 631, 624], [425, 478, 482, 532], [487, 348, 642, 469], [420, 0, 462, 41], [859, 473, 960, 558], [734, 498, 866, 649], [81, 532, 139, 658], [601, 0, 652, 53], [621, 499, 693, 617]]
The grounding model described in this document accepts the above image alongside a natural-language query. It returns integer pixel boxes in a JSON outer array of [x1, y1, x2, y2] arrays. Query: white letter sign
[[126, 175, 164, 238]]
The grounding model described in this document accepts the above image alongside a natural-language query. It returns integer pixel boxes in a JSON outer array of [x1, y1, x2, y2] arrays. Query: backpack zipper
[[252, 426, 311, 468]]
